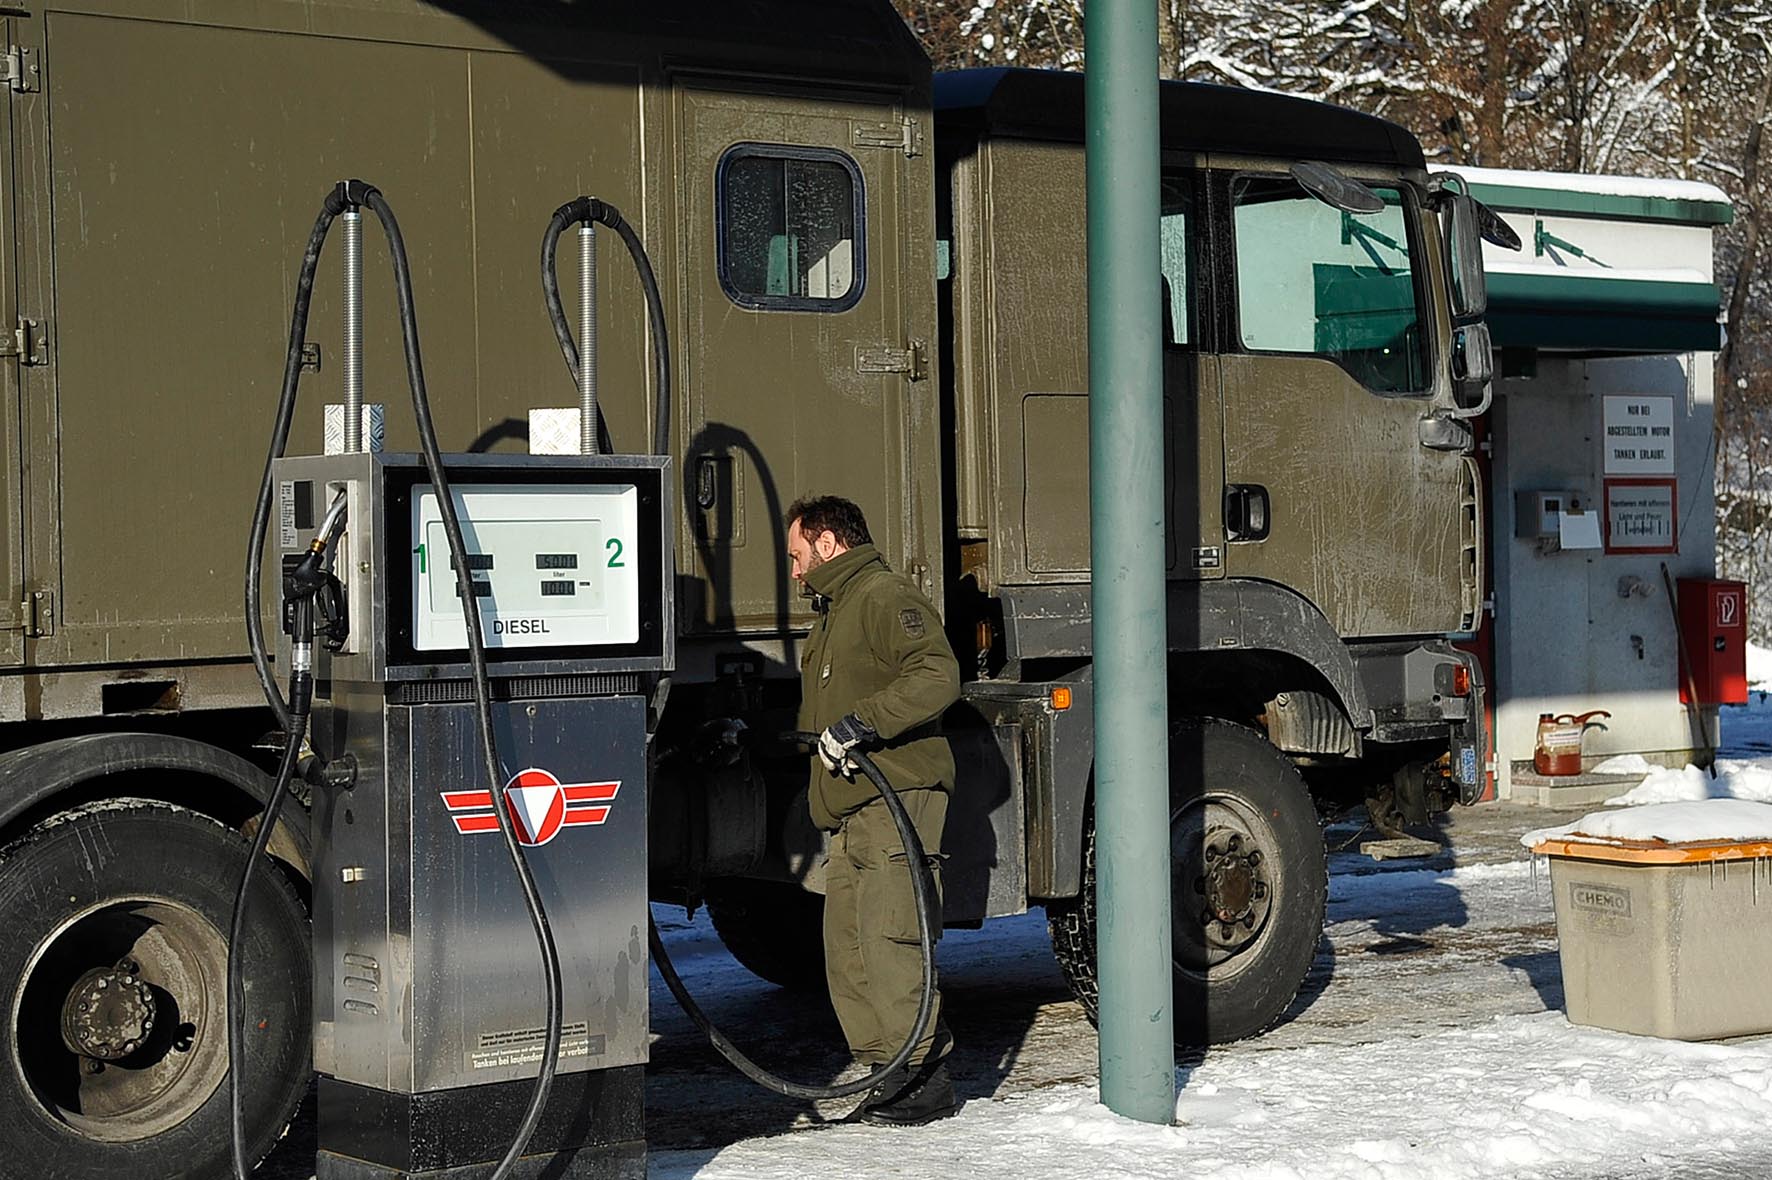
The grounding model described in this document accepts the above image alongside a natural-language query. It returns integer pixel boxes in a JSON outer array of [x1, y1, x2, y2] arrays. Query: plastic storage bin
[[1532, 834, 1772, 1039]]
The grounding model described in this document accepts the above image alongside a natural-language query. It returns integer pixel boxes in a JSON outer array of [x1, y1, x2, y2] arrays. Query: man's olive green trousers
[[823, 788, 950, 1066]]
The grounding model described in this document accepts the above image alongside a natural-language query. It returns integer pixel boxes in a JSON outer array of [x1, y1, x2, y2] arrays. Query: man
[[787, 495, 962, 1126]]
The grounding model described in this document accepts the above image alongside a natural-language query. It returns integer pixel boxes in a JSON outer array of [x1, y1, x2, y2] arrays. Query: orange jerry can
[[1534, 711, 1611, 777]]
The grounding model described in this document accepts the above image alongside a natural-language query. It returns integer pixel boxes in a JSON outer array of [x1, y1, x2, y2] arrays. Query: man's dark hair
[[786, 495, 872, 548]]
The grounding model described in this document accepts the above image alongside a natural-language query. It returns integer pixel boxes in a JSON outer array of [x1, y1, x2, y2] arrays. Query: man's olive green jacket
[[796, 544, 961, 830]]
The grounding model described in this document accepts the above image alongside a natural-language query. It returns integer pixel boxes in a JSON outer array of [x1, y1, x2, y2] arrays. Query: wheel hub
[[20, 898, 231, 1143], [61, 960, 157, 1062], [1174, 806, 1278, 971]]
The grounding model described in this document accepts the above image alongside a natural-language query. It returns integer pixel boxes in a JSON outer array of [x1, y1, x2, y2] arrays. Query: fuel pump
[[285, 450, 671, 1180], [230, 181, 942, 1180], [235, 181, 673, 1180]]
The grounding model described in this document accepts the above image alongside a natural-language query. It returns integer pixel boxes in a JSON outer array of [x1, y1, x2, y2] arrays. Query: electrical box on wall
[[1515, 489, 1601, 549]]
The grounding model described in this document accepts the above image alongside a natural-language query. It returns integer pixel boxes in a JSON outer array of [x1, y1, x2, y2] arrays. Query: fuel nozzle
[[282, 493, 350, 714]]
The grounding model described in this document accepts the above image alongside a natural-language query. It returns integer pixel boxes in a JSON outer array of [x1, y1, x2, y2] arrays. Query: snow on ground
[[653, 1014, 1772, 1180], [1605, 760, 1772, 806], [1747, 642, 1772, 690]]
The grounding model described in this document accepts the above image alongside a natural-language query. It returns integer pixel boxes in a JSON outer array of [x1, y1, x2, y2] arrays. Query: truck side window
[[717, 143, 865, 312], [1231, 174, 1426, 394], [1160, 176, 1193, 347]]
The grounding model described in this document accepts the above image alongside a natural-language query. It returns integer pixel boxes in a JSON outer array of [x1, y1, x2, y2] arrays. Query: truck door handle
[[696, 457, 719, 510], [1224, 484, 1270, 542]]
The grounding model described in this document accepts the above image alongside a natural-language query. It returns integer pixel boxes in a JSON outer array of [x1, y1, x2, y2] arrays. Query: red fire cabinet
[[1677, 578, 1748, 705]]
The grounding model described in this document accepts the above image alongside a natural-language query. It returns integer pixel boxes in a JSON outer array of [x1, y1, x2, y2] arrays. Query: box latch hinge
[[0, 46, 38, 93], [852, 116, 921, 158], [855, 339, 927, 381], [21, 589, 52, 638], [0, 318, 47, 365]]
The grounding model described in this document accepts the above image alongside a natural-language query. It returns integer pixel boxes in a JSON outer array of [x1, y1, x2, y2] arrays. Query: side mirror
[[1444, 193, 1488, 323], [1450, 321, 1493, 417]]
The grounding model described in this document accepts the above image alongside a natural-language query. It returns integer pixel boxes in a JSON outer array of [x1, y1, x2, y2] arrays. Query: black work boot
[[860, 1059, 957, 1127], [841, 1063, 909, 1123]]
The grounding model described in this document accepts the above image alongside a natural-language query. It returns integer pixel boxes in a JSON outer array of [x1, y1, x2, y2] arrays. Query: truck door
[[674, 82, 936, 639], [0, 21, 29, 669], [1214, 166, 1472, 639]]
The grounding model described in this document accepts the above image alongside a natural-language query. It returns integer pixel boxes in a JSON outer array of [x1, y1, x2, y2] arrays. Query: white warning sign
[[1604, 480, 1677, 553], [1603, 396, 1675, 474]]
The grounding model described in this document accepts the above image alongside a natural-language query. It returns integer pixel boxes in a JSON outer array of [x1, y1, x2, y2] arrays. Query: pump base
[[315, 1066, 645, 1180]]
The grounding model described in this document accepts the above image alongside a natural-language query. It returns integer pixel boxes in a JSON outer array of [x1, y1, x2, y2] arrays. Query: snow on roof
[[1449, 165, 1730, 207], [1482, 262, 1714, 286]]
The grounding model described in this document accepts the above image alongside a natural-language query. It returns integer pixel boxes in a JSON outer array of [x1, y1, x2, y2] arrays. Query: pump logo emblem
[[441, 769, 620, 846]]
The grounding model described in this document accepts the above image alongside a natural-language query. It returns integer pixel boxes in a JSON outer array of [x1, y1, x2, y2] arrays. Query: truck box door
[[673, 82, 938, 637], [0, 16, 30, 669]]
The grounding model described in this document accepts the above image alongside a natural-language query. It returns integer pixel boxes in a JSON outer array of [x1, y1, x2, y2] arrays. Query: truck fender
[[1179, 580, 1372, 727], [0, 732, 309, 878], [998, 580, 1372, 726], [997, 581, 1374, 899]]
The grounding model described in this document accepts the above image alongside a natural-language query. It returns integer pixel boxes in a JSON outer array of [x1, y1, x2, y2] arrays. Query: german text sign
[[1603, 396, 1675, 474], [1603, 478, 1677, 554]]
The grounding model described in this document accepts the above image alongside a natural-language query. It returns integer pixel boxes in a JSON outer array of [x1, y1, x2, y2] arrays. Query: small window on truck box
[[717, 143, 865, 312], [1230, 174, 1428, 394]]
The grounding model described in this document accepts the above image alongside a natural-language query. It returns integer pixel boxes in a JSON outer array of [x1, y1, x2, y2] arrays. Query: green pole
[[1084, 0, 1176, 1124]]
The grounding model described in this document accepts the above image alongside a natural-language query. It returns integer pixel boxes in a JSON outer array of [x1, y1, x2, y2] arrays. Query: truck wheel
[[704, 878, 827, 991], [1047, 717, 1327, 1046], [0, 800, 310, 1179]]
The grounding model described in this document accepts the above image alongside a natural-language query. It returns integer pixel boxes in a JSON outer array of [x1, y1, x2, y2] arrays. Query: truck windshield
[[1231, 175, 1427, 395]]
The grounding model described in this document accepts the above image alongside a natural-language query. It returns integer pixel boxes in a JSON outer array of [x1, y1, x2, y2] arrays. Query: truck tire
[[704, 878, 827, 992], [0, 800, 310, 1180], [1047, 717, 1327, 1046]]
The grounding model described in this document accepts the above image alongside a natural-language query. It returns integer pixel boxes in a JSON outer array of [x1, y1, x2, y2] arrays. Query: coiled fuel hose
[[648, 735, 941, 1102], [234, 181, 561, 1180]]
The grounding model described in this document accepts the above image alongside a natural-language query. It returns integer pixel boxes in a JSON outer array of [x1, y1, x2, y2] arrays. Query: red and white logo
[[441, 768, 620, 846]]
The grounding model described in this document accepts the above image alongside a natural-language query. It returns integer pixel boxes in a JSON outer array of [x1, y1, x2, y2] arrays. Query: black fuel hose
[[649, 735, 940, 1102], [227, 707, 306, 1176], [235, 181, 563, 1180], [363, 184, 566, 1180], [541, 196, 672, 457]]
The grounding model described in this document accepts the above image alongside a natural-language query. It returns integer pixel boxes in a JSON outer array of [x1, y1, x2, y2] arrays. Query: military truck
[[0, 2, 1493, 1175]]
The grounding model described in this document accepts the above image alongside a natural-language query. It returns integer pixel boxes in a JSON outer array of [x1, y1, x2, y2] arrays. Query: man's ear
[[814, 531, 838, 559]]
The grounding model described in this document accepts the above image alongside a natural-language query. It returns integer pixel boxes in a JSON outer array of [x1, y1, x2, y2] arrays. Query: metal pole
[[1085, 0, 1176, 1124], [342, 209, 363, 454], [579, 223, 599, 455]]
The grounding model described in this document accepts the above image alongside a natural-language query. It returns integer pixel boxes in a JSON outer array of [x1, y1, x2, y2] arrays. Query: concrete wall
[[1490, 353, 1717, 795]]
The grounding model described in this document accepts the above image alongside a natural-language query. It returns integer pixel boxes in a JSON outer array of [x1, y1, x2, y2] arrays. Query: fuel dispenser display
[[279, 454, 672, 1180]]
